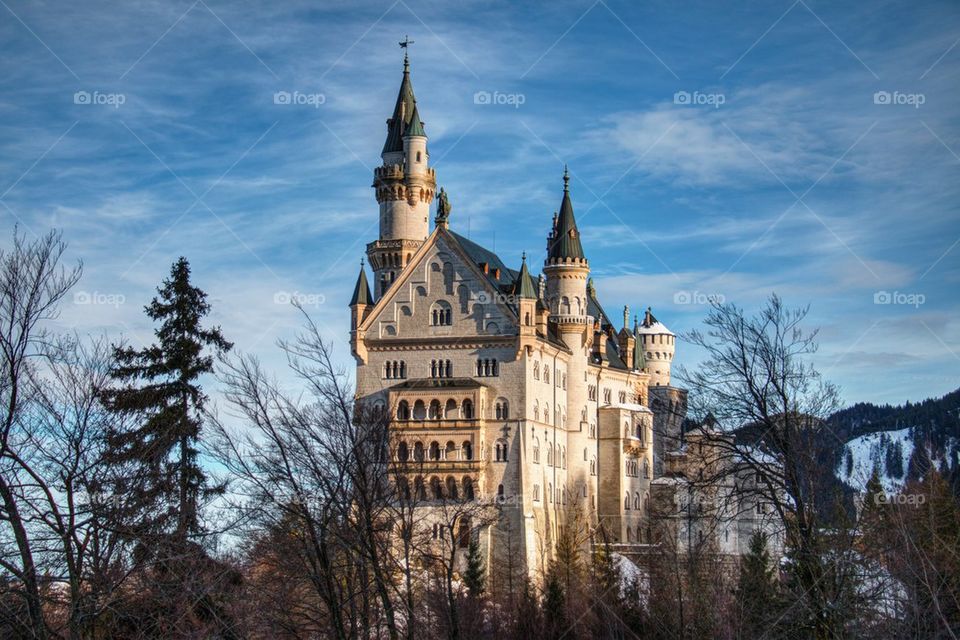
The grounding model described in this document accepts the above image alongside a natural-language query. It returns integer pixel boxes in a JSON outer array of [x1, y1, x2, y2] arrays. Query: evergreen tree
[[542, 569, 568, 640], [463, 537, 485, 598], [734, 531, 781, 638], [101, 257, 232, 541]]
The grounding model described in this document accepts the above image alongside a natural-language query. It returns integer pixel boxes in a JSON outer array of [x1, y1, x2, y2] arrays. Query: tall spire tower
[[368, 38, 436, 298]]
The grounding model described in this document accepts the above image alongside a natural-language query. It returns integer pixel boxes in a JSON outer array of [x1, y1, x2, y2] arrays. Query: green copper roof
[[381, 63, 418, 155], [514, 253, 538, 299], [404, 104, 425, 137], [349, 264, 373, 306], [633, 325, 646, 371], [547, 167, 585, 261]]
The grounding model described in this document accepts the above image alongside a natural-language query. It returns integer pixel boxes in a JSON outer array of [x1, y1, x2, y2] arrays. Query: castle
[[348, 51, 772, 579]]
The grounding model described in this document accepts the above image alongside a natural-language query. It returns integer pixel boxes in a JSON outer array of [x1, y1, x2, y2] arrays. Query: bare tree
[[212, 308, 402, 640], [0, 229, 81, 639], [676, 295, 853, 639]]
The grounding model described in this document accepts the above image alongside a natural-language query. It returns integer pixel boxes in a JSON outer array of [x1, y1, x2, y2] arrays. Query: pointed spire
[[405, 103, 425, 137], [350, 262, 373, 306], [633, 322, 646, 371], [381, 52, 419, 155], [547, 166, 585, 261], [514, 252, 538, 299]]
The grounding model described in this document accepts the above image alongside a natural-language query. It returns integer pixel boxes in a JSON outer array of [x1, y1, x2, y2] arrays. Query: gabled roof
[[547, 168, 585, 261], [349, 264, 372, 306]]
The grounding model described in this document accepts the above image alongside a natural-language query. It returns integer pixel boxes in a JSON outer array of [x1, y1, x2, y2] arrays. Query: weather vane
[[399, 35, 414, 69]]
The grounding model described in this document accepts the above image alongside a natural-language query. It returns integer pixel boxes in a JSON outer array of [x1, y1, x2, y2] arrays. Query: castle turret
[[368, 51, 436, 298], [543, 167, 590, 327], [513, 252, 538, 339], [636, 306, 674, 386], [349, 261, 373, 361]]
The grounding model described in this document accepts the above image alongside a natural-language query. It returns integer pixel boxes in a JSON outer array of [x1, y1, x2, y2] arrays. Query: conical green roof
[[513, 253, 538, 299], [633, 324, 646, 371], [547, 167, 585, 261], [349, 264, 372, 306], [381, 62, 418, 155], [404, 104, 425, 137]]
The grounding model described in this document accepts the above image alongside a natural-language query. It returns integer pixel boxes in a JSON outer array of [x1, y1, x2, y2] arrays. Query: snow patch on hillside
[[839, 427, 913, 493]]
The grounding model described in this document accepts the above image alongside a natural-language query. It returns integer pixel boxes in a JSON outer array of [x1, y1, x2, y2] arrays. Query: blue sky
[[1, 0, 958, 407]]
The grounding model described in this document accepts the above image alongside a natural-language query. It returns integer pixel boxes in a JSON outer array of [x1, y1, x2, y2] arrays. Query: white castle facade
[[348, 53, 775, 580]]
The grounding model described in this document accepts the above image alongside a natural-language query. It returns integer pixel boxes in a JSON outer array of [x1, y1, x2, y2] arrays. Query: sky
[[1, 0, 958, 409]]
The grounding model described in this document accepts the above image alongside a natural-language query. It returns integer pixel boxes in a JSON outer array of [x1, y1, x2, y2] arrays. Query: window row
[[383, 361, 406, 379], [625, 458, 651, 478], [396, 475, 475, 501], [397, 399, 474, 421], [624, 491, 650, 512], [396, 440, 474, 462], [431, 359, 453, 378], [533, 483, 568, 505], [476, 359, 499, 377], [431, 301, 452, 326], [531, 440, 566, 468]]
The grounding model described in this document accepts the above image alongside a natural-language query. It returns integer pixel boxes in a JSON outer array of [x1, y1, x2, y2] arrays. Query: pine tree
[[734, 530, 780, 638], [542, 568, 568, 640], [463, 537, 485, 598], [101, 257, 232, 541]]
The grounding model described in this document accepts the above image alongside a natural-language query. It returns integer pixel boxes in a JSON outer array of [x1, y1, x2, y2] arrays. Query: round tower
[[636, 307, 675, 386], [543, 168, 590, 324], [368, 51, 436, 297]]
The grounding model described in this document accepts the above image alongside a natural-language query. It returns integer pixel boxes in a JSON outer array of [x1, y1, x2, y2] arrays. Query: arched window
[[462, 441, 473, 460], [495, 399, 509, 420], [495, 440, 508, 462], [429, 441, 441, 461], [444, 399, 457, 419], [561, 296, 571, 314], [414, 477, 426, 500], [431, 301, 452, 326], [397, 400, 410, 420], [590, 456, 597, 475], [397, 442, 409, 462], [413, 400, 426, 420], [533, 362, 540, 380], [634, 493, 641, 510], [462, 399, 474, 419], [397, 477, 411, 501], [533, 439, 540, 464], [430, 476, 442, 500], [414, 441, 424, 461], [548, 483, 553, 503], [643, 459, 650, 478], [444, 441, 456, 460], [624, 493, 631, 510], [463, 477, 475, 500], [561, 447, 566, 469], [495, 443, 502, 462], [429, 400, 442, 420], [497, 484, 505, 502], [446, 476, 458, 500]]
